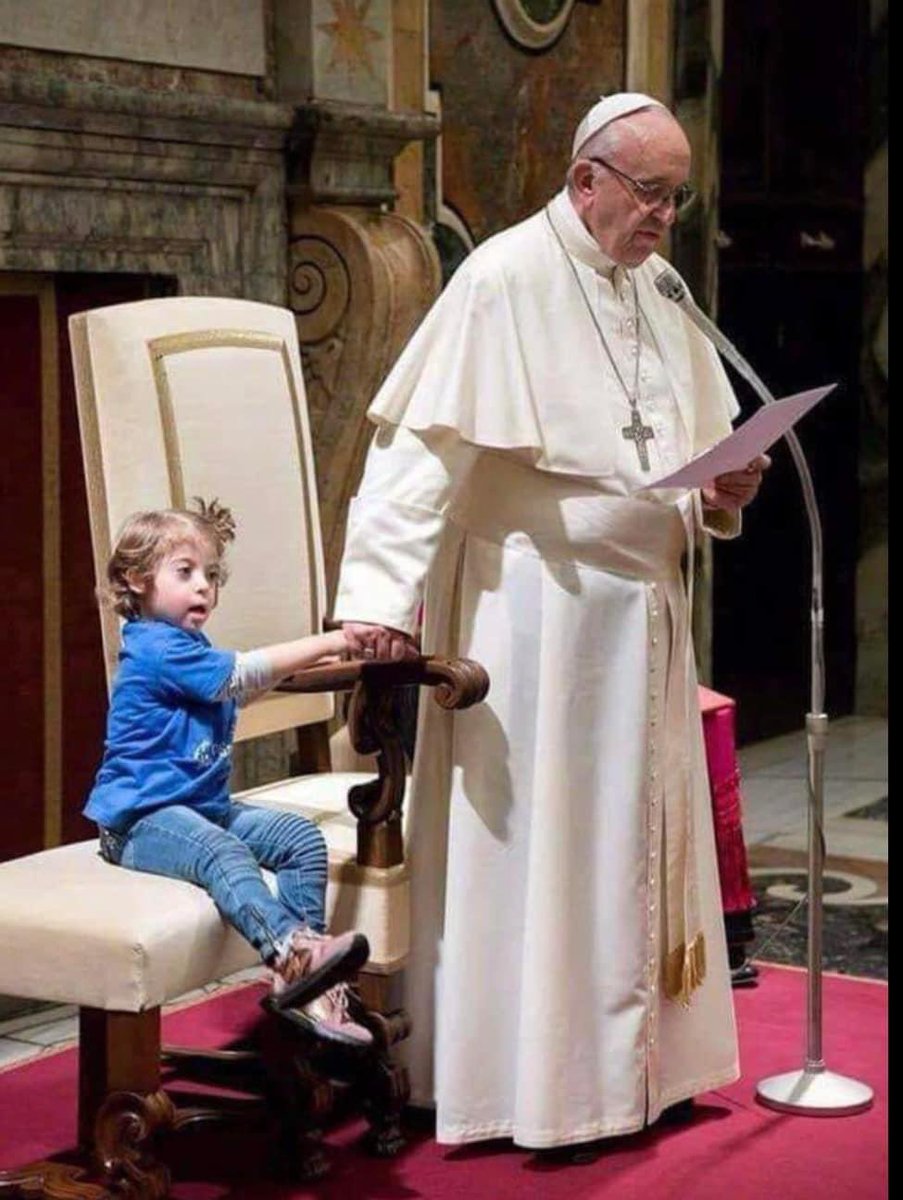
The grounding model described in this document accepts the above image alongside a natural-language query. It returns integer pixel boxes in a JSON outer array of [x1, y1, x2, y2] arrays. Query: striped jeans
[[100, 801, 328, 963]]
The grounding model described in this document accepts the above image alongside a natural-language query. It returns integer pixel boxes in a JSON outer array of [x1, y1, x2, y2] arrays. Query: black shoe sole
[[262, 932, 370, 1013]]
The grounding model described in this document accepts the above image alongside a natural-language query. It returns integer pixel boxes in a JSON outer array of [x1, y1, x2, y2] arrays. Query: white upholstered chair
[[0, 297, 486, 1194]]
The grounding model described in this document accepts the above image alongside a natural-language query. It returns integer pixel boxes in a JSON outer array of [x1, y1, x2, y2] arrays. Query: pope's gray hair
[[566, 111, 649, 194]]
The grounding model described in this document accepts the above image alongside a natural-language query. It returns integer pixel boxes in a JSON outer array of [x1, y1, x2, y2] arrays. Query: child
[[85, 499, 380, 1048]]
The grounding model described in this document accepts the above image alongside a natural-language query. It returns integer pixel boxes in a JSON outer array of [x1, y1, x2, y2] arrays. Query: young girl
[[85, 499, 379, 1048]]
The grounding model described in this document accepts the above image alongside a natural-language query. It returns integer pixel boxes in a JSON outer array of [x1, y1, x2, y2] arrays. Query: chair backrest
[[70, 296, 334, 742]]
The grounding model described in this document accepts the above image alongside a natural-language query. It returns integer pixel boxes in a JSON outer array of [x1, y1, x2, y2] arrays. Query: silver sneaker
[[293, 982, 374, 1048]]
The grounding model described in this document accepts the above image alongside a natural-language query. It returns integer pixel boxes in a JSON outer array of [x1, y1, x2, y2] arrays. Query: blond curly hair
[[102, 498, 237, 619]]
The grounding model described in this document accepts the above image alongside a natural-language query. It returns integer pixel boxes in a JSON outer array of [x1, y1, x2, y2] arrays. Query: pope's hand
[[343, 622, 420, 663], [702, 454, 771, 512]]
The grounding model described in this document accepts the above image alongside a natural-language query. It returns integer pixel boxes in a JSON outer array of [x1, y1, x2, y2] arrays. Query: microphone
[[654, 268, 774, 404], [654, 265, 859, 1117]]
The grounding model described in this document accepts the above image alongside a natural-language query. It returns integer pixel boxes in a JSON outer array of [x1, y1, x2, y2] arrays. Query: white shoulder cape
[[368, 203, 738, 479]]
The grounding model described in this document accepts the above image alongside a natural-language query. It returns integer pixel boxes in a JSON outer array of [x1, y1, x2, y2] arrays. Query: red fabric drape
[[699, 685, 756, 915]]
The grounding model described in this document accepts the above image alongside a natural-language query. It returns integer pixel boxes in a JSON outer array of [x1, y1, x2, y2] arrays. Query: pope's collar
[[547, 188, 630, 293]]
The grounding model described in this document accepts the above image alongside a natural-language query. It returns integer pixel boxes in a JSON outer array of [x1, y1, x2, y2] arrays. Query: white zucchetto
[[571, 92, 667, 158]]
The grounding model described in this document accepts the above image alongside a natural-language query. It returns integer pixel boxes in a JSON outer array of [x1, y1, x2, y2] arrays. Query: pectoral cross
[[622, 406, 655, 472]]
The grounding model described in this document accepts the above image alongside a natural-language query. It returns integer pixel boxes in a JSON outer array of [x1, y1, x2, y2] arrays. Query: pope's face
[[573, 110, 692, 267]]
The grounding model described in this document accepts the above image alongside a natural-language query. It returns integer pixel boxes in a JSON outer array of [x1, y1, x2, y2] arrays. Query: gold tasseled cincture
[[663, 933, 707, 1006]]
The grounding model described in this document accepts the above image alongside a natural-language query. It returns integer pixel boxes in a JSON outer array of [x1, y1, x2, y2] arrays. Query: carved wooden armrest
[[278, 656, 488, 867]]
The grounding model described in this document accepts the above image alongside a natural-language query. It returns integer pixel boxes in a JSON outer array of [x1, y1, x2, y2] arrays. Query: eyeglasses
[[587, 156, 696, 215]]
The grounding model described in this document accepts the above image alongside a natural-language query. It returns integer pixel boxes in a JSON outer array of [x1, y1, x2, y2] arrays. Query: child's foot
[[268, 928, 370, 1011], [286, 981, 374, 1048]]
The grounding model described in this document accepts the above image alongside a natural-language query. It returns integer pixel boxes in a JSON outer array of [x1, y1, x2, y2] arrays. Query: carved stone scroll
[[288, 203, 441, 600]]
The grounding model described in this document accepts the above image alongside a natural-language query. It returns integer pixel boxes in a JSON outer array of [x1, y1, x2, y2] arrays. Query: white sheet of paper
[[640, 384, 836, 490]]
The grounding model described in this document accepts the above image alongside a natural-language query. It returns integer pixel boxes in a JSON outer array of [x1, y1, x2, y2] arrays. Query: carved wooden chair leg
[[360, 1056, 410, 1158], [73, 1008, 176, 1199], [348, 972, 411, 1156], [0, 1007, 174, 1200], [257, 1007, 334, 1181], [0, 1171, 45, 1198], [280, 1056, 334, 1182], [0, 1164, 111, 1199], [356, 1009, 411, 1158], [92, 1090, 175, 1200]]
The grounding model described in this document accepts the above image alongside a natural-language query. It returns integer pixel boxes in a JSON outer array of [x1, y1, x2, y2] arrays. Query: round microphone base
[[756, 1068, 874, 1116]]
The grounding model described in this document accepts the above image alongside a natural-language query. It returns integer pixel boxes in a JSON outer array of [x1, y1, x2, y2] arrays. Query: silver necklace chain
[[544, 206, 656, 471]]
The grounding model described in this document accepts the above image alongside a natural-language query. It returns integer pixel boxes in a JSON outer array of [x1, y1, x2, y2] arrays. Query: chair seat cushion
[[0, 773, 409, 1012]]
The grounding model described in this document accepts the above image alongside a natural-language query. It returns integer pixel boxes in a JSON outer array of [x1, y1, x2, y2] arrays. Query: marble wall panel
[[0, 0, 267, 77], [312, 0, 391, 106], [430, 0, 625, 243], [0, 44, 266, 101], [0, 85, 290, 303]]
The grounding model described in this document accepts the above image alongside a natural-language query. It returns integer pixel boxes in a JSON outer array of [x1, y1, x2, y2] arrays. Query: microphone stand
[[659, 278, 873, 1115]]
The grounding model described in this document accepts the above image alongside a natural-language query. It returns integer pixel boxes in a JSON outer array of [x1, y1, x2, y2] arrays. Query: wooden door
[[713, 0, 867, 743], [0, 273, 172, 860]]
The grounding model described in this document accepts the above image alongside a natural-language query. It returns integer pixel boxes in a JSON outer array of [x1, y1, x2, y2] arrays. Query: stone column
[[274, 1, 440, 601]]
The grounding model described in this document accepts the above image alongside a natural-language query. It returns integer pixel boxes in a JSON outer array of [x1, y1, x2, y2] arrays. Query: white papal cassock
[[334, 189, 742, 1148]]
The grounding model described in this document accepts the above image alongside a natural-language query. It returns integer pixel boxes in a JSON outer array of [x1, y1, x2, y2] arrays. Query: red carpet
[[0, 964, 886, 1198]]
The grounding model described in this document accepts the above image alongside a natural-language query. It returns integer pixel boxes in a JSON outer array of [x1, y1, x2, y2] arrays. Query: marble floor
[[739, 714, 888, 981], [0, 715, 887, 1073]]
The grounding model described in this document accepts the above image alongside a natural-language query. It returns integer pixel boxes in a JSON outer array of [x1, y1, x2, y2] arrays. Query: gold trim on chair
[[69, 313, 120, 692], [147, 329, 323, 633], [39, 282, 62, 848]]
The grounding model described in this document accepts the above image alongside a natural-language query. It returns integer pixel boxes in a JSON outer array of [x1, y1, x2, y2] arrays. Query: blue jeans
[[100, 802, 328, 963]]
